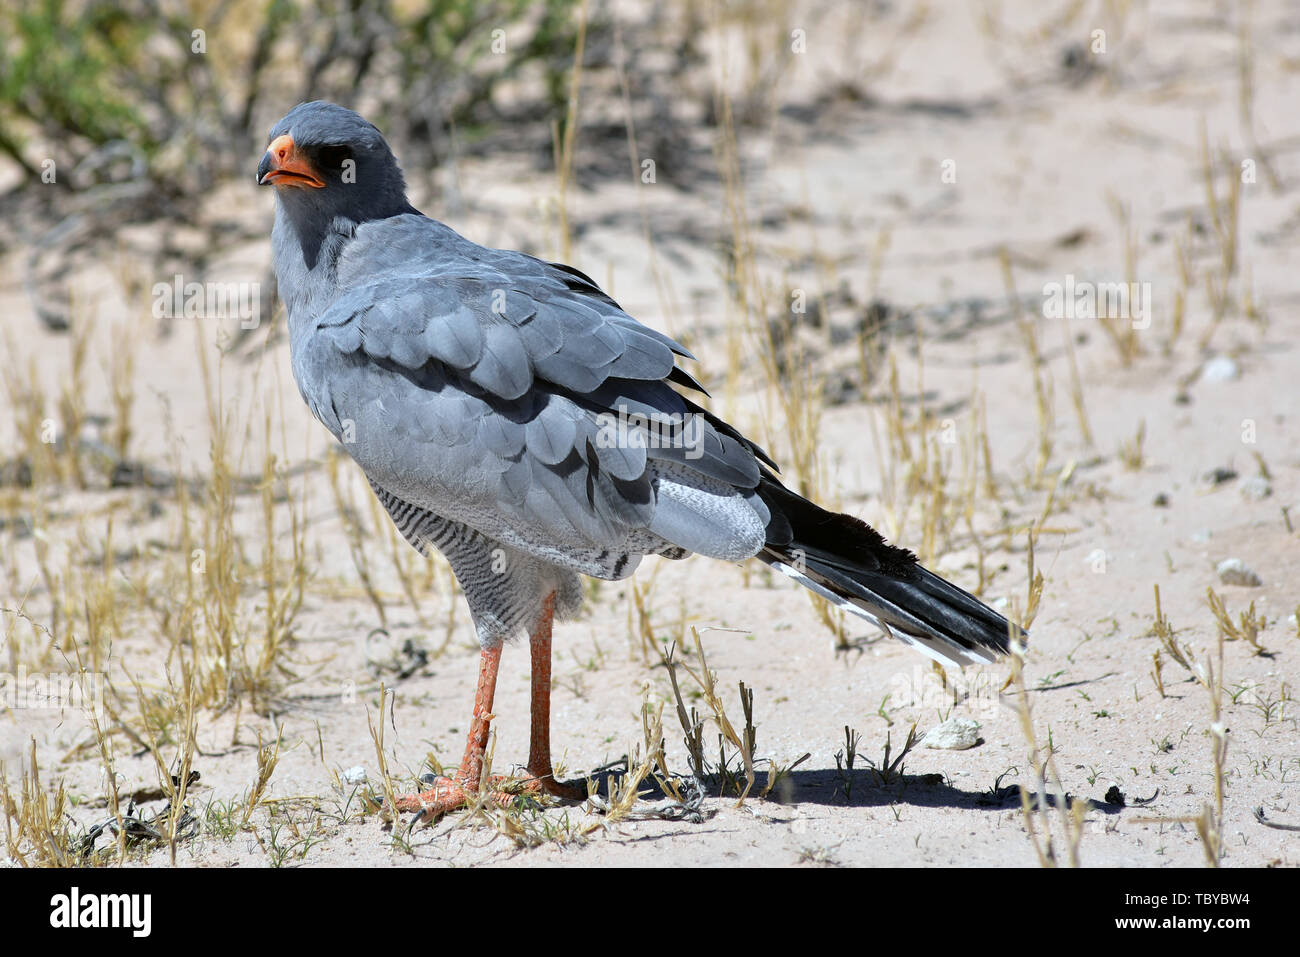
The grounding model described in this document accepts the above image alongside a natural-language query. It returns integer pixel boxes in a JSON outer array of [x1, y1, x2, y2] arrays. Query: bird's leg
[[391, 642, 505, 822], [521, 593, 586, 800], [461, 641, 502, 793], [388, 595, 582, 824]]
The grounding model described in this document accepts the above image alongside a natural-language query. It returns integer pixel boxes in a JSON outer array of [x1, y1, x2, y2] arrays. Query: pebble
[[342, 766, 368, 785], [1239, 476, 1271, 501], [1199, 355, 1240, 382], [1216, 558, 1262, 587], [922, 717, 981, 750]]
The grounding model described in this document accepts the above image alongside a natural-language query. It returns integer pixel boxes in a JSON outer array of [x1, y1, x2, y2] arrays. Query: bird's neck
[[272, 194, 420, 320], [271, 201, 356, 330]]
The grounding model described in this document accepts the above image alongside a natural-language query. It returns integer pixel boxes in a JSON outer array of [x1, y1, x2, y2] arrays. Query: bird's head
[[258, 101, 410, 222]]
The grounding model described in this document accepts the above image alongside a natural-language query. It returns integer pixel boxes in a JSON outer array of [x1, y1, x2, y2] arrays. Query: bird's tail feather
[[757, 478, 1024, 668]]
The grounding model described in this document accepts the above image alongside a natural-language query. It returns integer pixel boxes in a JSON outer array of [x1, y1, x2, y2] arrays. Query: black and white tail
[[756, 475, 1024, 668]]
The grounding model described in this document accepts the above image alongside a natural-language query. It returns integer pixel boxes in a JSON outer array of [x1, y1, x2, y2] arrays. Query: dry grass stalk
[[1008, 623, 1086, 867], [1193, 630, 1228, 867], [1206, 587, 1265, 655]]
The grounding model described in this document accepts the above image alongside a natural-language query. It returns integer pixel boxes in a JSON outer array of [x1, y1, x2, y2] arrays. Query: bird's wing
[[292, 216, 770, 565]]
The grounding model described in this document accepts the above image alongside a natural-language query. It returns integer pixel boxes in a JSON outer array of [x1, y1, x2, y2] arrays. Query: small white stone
[[1216, 558, 1262, 587], [922, 717, 981, 750], [1199, 355, 1240, 383], [342, 766, 368, 785], [1239, 476, 1271, 501], [1191, 529, 1212, 543]]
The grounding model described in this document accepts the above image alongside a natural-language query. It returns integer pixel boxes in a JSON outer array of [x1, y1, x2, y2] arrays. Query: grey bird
[[259, 101, 1023, 820]]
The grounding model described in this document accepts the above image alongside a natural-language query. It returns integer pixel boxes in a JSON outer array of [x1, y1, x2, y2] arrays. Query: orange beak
[[257, 134, 325, 189]]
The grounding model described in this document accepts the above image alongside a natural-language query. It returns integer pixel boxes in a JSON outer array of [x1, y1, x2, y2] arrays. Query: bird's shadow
[[574, 765, 1125, 816]]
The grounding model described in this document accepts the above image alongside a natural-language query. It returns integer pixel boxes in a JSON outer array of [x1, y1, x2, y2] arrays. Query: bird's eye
[[318, 145, 353, 169]]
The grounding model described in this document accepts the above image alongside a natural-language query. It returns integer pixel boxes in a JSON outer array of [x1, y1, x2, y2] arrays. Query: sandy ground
[[2, 0, 1298, 867]]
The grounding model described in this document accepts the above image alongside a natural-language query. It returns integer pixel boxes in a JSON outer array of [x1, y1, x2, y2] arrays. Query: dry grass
[[1007, 632, 1088, 867], [0, 321, 320, 861], [1206, 587, 1267, 656]]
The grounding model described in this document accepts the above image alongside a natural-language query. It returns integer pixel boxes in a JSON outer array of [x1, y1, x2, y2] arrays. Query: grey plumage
[[369, 479, 584, 641], [265, 101, 1023, 663]]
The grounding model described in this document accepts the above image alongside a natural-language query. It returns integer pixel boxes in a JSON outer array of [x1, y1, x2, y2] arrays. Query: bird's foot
[[388, 775, 475, 824], [388, 771, 582, 825], [389, 775, 514, 823], [504, 769, 588, 802]]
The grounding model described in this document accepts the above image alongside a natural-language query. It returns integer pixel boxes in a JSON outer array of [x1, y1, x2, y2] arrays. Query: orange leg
[[391, 643, 504, 822], [389, 594, 584, 824], [524, 593, 585, 800]]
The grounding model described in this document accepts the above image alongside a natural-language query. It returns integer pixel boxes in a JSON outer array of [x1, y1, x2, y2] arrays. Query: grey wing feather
[[603, 328, 677, 381], [525, 403, 578, 465], [532, 350, 609, 393], [294, 215, 770, 575], [591, 438, 646, 482], [469, 322, 532, 399], [476, 411, 525, 460], [424, 305, 483, 368], [516, 309, 564, 359], [498, 455, 532, 507]]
